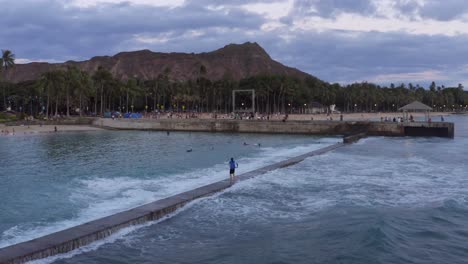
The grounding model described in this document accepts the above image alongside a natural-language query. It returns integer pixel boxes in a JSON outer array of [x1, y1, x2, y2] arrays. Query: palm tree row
[[1, 52, 467, 115]]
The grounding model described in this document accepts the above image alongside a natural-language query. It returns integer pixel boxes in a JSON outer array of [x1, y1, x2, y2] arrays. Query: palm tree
[[36, 70, 64, 118], [92, 66, 113, 116], [1, 50, 15, 110], [65, 66, 81, 117], [78, 71, 92, 116]]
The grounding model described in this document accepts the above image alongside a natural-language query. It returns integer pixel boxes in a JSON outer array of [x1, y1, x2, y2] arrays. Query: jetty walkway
[[0, 141, 344, 264]]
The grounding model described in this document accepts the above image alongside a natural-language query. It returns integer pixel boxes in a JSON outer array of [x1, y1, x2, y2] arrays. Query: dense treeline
[[1, 63, 467, 117]]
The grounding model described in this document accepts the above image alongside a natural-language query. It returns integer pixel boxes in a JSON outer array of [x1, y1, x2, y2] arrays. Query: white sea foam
[[190, 137, 468, 226], [9, 135, 468, 263], [25, 183, 249, 264], [26, 196, 209, 264], [0, 140, 339, 250]]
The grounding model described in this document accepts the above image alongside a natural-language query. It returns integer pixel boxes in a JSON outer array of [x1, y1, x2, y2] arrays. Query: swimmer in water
[[186, 148, 192, 152]]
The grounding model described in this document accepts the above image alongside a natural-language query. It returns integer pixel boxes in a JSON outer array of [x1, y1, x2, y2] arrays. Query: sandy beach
[[285, 112, 449, 121], [149, 111, 451, 121], [0, 124, 102, 136]]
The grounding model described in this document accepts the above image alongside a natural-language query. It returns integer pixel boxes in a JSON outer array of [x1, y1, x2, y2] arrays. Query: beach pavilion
[[398, 101, 433, 121]]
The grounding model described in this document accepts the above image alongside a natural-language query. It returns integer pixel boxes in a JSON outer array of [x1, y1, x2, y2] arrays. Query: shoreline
[[0, 111, 456, 137], [107, 111, 454, 121], [201, 111, 452, 121], [0, 124, 103, 136], [285, 111, 451, 121]]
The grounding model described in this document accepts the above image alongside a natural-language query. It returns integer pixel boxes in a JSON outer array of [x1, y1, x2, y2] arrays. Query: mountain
[[5, 42, 313, 82]]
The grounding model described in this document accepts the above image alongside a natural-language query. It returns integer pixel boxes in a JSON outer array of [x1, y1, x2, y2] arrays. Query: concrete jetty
[[0, 142, 344, 264], [93, 118, 454, 138]]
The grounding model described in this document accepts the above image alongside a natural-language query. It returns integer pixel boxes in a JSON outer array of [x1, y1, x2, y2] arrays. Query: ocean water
[[0, 131, 339, 249], [2, 117, 468, 264]]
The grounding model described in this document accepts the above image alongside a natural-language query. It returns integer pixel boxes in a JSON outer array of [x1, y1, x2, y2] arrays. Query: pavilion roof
[[398, 101, 433, 111]]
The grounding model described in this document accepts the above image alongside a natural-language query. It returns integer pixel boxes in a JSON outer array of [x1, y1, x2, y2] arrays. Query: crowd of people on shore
[[381, 116, 408, 122], [110, 110, 292, 121], [109, 110, 438, 123]]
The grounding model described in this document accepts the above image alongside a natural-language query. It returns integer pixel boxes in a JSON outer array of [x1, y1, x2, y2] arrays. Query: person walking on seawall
[[229, 158, 238, 184]]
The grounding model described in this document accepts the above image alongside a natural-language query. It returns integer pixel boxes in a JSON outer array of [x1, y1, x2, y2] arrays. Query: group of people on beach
[[111, 110, 300, 121], [381, 115, 418, 122], [379, 115, 445, 123], [381, 116, 406, 122]]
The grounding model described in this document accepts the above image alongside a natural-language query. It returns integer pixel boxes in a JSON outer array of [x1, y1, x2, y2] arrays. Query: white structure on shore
[[399, 101, 433, 121]]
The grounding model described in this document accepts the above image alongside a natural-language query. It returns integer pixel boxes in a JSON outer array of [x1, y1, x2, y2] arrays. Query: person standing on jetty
[[229, 158, 238, 184]]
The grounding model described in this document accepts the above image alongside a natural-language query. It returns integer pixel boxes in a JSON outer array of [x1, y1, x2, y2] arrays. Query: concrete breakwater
[[93, 118, 454, 138], [0, 143, 344, 264]]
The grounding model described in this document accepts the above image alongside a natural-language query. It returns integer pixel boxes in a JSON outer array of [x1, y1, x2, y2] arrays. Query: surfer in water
[[229, 157, 238, 184]]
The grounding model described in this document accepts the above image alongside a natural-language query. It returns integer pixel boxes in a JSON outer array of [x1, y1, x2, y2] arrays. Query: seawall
[[0, 143, 344, 264], [93, 118, 454, 138]]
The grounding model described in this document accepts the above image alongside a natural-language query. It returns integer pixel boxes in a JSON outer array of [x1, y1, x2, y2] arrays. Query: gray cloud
[[0, 0, 467, 87], [0, 0, 265, 60], [394, 0, 468, 21], [185, 0, 279, 5], [419, 0, 468, 21], [270, 30, 468, 86], [287, 0, 375, 19]]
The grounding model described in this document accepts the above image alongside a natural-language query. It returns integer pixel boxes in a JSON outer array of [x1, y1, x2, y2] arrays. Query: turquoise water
[[2, 117, 468, 264], [0, 131, 338, 248]]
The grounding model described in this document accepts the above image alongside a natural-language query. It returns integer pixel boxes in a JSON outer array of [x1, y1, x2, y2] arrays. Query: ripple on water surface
[[51, 123, 468, 264], [3, 117, 468, 264], [0, 131, 338, 248]]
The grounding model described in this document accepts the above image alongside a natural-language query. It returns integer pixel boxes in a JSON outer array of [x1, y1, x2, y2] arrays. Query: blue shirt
[[229, 160, 237, 169]]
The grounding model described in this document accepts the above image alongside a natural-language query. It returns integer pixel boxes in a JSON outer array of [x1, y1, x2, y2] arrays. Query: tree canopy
[[1, 51, 467, 116]]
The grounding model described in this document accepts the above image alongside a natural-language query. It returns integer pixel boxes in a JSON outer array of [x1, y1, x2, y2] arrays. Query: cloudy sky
[[1, 0, 467, 87]]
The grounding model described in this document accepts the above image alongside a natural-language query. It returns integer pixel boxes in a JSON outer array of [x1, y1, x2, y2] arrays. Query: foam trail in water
[[26, 184, 249, 264], [0, 140, 340, 248]]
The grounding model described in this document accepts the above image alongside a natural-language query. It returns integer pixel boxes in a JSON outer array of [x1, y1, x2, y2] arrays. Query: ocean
[[0, 116, 467, 263]]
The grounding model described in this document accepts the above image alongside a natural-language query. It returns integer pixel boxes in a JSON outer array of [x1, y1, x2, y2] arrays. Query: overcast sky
[[1, 0, 467, 87]]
